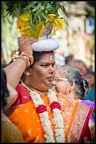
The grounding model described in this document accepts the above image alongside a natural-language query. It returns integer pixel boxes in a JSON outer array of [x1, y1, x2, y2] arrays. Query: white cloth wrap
[[31, 36, 60, 52]]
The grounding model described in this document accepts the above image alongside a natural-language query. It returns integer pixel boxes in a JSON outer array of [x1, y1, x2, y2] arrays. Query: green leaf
[[40, 13, 47, 20], [60, 5, 68, 17], [29, 13, 33, 26], [30, 29, 37, 38], [23, 3, 34, 11], [40, 5, 44, 10], [32, 3, 41, 12], [37, 14, 41, 22]]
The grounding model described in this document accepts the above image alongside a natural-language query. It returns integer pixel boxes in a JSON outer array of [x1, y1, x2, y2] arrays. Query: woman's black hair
[[1, 66, 9, 107], [57, 65, 89, 99], [81, 78, 89, 97], [30, 51, 54, 68], [65, 54, 74, 64]]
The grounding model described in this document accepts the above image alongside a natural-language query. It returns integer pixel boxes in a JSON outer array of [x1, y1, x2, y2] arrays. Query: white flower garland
[[21, 82, 65, 142], [30, 90, 55, 142], [47, 89, 65, 142]]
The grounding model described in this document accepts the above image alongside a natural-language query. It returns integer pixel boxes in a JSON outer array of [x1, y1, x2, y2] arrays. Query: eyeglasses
[[54, 77, 68, 82]]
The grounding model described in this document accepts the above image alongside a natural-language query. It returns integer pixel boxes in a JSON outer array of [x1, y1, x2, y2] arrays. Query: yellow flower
[[17, 13, 31, 36], [52, 18, 65, 29], [19, 21, 45, 38], [31, 22, 45, 38], [47, 14, 66, 35], [47, 14, 56, 22], [20, 13, 30, 21], [19, 20, 30, 37], [20, 26, 31, 37], [17, 12, 45, 38]]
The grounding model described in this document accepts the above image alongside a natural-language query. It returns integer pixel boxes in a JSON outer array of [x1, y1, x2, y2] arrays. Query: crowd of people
[[1, 34, 95, 143], [64, 54, 95, 102], [1, 2, 95, 143]]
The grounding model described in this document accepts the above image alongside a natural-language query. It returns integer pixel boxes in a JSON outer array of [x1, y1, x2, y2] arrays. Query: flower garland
[[47, 89, 65, 142], [21, 81, 65, 142]]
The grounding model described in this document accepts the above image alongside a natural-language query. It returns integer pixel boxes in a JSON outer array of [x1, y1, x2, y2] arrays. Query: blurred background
[[1, 1, 95, 71]]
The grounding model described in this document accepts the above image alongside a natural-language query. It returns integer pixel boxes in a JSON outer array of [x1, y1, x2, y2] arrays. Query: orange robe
[[8, 84, 92, 142]]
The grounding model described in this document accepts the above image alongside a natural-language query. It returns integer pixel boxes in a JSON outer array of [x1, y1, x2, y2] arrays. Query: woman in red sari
[[4, 35, 93, 143]]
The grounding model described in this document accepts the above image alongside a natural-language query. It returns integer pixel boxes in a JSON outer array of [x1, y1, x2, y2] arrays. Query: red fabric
[[10, 84, 31, 107], [80, 125, 92, 142], [78, 103, 93, 142], [83, 125, 91, 137]]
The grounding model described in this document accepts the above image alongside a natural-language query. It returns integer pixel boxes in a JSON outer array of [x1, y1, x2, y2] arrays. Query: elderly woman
[[3, 35, 93, 143], [54, 65, 89, 100], [54, 65, 94, 141]]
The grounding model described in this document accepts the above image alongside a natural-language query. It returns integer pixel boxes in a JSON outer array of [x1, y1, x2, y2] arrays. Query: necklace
[[21, 81, 65, 142]]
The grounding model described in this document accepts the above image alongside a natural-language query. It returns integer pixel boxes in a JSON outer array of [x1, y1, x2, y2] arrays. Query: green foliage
[[3, 1, 68, 28], [1, 1, 68, 63]]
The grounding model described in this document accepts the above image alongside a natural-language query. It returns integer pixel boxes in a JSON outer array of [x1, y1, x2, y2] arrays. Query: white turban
[[31, 36, 60, 52]]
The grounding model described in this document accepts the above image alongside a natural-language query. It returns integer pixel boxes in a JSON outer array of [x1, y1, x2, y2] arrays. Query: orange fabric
[[66, 100, 79, 138], [8, 92, 92, 142], [8, 101, 44, 142], [56, 93, 80, 140], [8, 96, 54, 142], [57, 93, 92, 142]]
